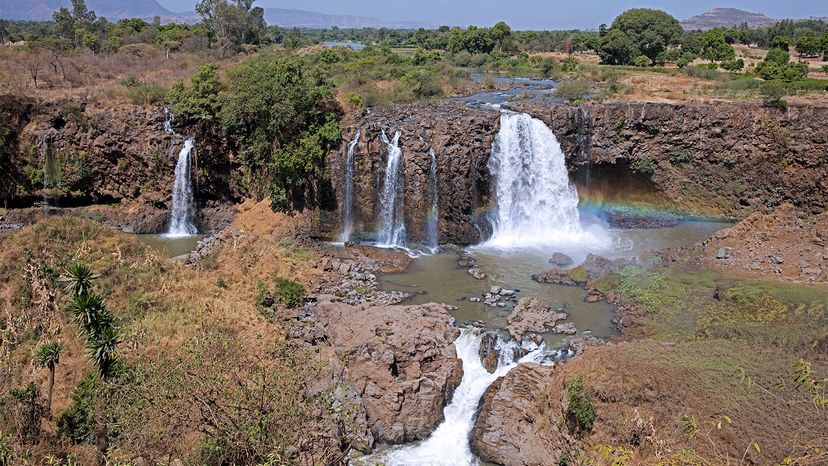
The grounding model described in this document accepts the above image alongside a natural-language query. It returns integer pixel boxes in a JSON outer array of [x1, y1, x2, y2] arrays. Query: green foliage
[[0, 431, 15, 465], [554, 79, 590, 102], [560, 56, 580, 72], [618, 267, 689, 314], [795, 34, 822, 57], [57, 372, 98, 444], [669, 149, 693, 166], [596, 28, 638, 65], [598, 9, 683, 65], [678, 414, 698, 439], [274, 278, 304, 309], [8, 383, 46, 444], [566, 374, 597, 434], [632, 155, 657, 176], [720, 58, 745, 72], [195, 0, 266, 48], [168, 63, 223, 119], [700, 29, 735, 63], [771, 35, 790, 51], [125, 83, 167, 105], [761, 81, 789, 110], [400, 69, 444, 99], [33, 341, 64, 370], [633, 55, 651, 67], [60, 261, 99, 297]]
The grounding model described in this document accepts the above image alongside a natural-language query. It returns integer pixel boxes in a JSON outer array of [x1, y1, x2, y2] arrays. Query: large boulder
[[314, 297, 463, 444], [471, 363, 576, 465], [506, 297, 569, 341]]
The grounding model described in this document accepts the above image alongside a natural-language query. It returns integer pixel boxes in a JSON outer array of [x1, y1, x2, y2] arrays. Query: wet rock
[[568, 336, 601, 356], [551, 322, 577, 335], [548, 252, 573, 267], [471, 363, 574, 465], [716, 247, 732, 260], [506, 297, 568, 341], [582, 254, 631, 282], [479, 332, 499, 374], [490, 286, 502, 295], [500, 289, 515, 296], [469, 268, 487, 280], [583, 291, 603, 303], [531, 268, 584, 287], [314, 297, 463, 444]]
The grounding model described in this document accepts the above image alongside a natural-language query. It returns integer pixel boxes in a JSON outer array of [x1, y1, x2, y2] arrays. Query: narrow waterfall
[[339, 130, 361, 242], [163, 106, 175, 135], [42, 135, 57, 215], [166, 139, 198, 237], [485, 112, 584, 248], [377, 130, 406, 247], [426, 146, 439, 252], [377, 331, 558, 466]]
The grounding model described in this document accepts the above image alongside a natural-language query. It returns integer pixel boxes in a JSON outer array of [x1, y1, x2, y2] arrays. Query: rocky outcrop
[[313, 296, 463, 444], [326, 102, 500, 244], [520, 101, 828, 217], [471, 363, 575, 465], [506, 298, 570, 341]]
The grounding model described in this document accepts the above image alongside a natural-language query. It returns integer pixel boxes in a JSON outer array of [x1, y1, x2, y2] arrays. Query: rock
[[801, 267, 823, 278], [716, 247, 732, 260], [583, 292, 603, 303], [548, 252, 574, 267], [551, 322, 577, 335], [468, 268, 487, 280], [531, 269, 581, 287], [471, 364, 574, 465], [490, 286, 502, 295], [506, 297, 568, 341], [314, 298, 463, 444], [582, 254, 630, 282], [479, 332, 499, 374], [500, 289, 515, 296], [769, 255, 784, 264]]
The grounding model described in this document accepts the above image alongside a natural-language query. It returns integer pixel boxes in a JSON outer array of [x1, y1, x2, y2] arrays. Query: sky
[[158, 1, 828, 30]]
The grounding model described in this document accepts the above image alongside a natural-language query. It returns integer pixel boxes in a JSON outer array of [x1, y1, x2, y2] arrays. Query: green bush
[[669, 149, 693, 166], [632, 155, 657, 176], [57, 373, 98, 444], [566, 374, 596, 434], [554, 79, 590, 102], [274, 278, 304, 308], [633, 55, 651, 67], [168, 63, 223, 120], [125, 83, 167, 105], [761, 81, 788, 110]]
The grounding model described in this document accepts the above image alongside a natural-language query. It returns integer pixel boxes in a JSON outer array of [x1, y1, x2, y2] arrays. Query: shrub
[[275, 278, 304, 308], [168, 63, 223, 119], [633, 55, 651, 67], [566, 374, 596, 434], [632, 155, 657, 176], [125, 83, 166, 105], [57, 372, 98, 444], [669, 149, 693, 166], [720, 58, 744, 72], [560, 56, 580, 72], [554, 79, 590, 102], [676, 52, 695, 69], [761, 81, 788, 110]]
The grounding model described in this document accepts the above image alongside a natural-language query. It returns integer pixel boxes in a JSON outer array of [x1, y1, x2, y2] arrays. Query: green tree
[[633, 55, 651, 67], [721, 58, 745, 72], [701, 29, 735, 62], [168, 63, 224, 119], [59, 261, 99, 297], [490, 21, 515, 53], [607, 9, 683, 62], [795, 35, 821, 57], [196, 0, 267, 47], [33, 342, 65, 417], [596, 28, 638, 65], [771, 35, 790, 50]]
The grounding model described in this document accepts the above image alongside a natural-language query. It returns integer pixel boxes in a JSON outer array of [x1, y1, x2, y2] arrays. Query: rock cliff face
[[521, 101, 828, 217], [327, 102, 500, 244]]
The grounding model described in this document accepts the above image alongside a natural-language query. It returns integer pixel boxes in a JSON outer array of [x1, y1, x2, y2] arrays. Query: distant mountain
[[681, 8, 778, 31], [0, 0, 186, 22], [263, 8, 429, 29]]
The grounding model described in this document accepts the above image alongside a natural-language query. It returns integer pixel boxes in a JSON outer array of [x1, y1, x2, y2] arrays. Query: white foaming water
[[481, 112, 607, 251], [377, 130, 406, 247], [375, 330, 556, 466], [163, 106, 175, 135], [340, 130, 361, 242], [166, 139, 198, 237]]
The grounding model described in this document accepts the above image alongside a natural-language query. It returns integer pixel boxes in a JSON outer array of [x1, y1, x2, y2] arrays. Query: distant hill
[[681, 8, 778, 30], [263, 8, 428, 29], [0, 0, 186, 22]]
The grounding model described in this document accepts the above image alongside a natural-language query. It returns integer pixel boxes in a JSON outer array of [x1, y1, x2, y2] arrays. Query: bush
[[275, 278, 304, 308], [560, 56, 580, 72], [721, 58, 744, 72], [566, 374, 596, 434], [633, 55, 651, 67], [554, 79, 590, 102], [669, 149, 693, 166], [168, 63, 223, 119], [676, 52, 695, 68], [57, 372, 98, 444], [125, 83, 166, 105], [761, 81, 788, 110]]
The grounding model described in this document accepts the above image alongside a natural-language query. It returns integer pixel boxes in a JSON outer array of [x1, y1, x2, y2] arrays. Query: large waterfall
[[372, 331, 558, 466], [377, 130, 406, 247], [484, 112, 587, 248], [426, 146, 439, 252], [166, 139, 198, 237], [339, 130, 361, 242]]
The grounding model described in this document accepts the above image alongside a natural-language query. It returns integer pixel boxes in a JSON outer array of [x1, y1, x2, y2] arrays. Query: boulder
[[548, 252, 574, 267], [314, 297, 463, 444], [506, 297, 568, 341], [468, 268, 487, 280], [716, 247, 732, 260]]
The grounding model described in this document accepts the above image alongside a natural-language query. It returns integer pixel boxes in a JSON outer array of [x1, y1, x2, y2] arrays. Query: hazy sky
[[158, 1, 828, 29]]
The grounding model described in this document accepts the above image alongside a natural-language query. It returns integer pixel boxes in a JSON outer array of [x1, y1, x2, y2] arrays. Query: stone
[[551, 322, 577, 335], [583, 292, 603, 303], [479, 332, 499, 374], [499, 289, 515, 296], [490, 286, 502, 295], [801, 267, 823, 278], [314, 298, 463, 444], [548, 252, 573, 267], [468, 268, 487, 280], [716, 247, 732, 260], [506, 297, 568, 341]]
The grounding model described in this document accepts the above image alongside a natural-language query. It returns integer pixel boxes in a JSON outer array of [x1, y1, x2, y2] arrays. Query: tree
[[168, 63, 223, 119], [608, 9, 683, 62], [196, 0, 267, 47], [33, 342, 65, 417], [721, 58, 745, 72], [633, 55, 651, 67], [822, 64, 828, 75], [771, 35, 790, 51], [597, 28, 638, 65], [701, 29, 735, 62], [490, 21, 515, 53], [60, 261, 100, 297], [795, 35, 821, 57]]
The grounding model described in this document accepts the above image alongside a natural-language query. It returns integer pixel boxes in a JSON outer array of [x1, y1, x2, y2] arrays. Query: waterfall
[[377, 130, 406, 247], [166, 139, 197, 237], [484, 112, 587, 248], [339, 130, 361, 242], [374, 331, 559, 466], [426, 146, 439, 252], [163, 106, 175, 135], [41, 135, 57, 215]]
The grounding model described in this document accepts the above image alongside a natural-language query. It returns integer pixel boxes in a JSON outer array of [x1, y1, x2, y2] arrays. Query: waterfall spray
[[166, 139, 198, 236], [426, 146, 439, 252], [340, 130, 361, 242], [163, 107, 175, 135], [377, 130, 406, 247]]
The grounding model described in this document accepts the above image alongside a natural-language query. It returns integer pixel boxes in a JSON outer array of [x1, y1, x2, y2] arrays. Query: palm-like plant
[[33, 341, 65, 417], [67, 292, 110, 335], [59, 261, 100, 298], [87, 326, 120, 380]]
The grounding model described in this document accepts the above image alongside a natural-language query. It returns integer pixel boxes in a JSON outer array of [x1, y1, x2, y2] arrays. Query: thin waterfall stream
[[426, 145, 439, 252], [340, 130, 361, 242], [166, 138, 198, 237], [377, 130, 406, 247]]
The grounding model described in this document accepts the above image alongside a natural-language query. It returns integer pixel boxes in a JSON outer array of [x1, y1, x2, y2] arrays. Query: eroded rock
[[506, 297, 568, 341]]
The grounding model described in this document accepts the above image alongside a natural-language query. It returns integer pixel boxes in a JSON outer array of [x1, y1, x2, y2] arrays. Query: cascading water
[[483, 112, 602, 249], [163, 106, 175, 135], [426, 146, 439, 252], [166, 138, 198, 237], [372, 330, 560, 466], [339, 130, 361, 242], [377, 130, 406, 247]]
